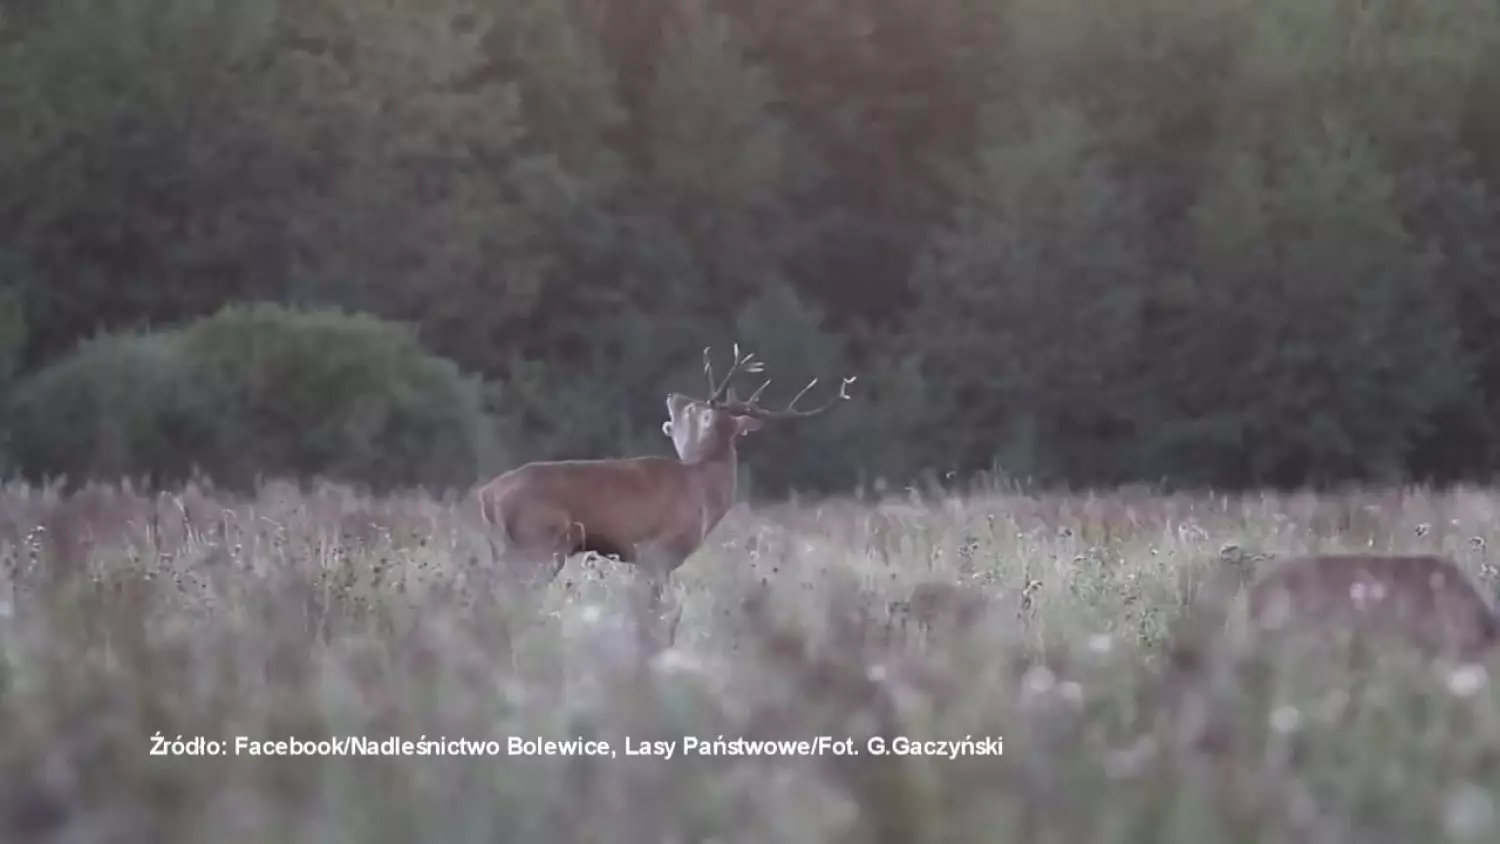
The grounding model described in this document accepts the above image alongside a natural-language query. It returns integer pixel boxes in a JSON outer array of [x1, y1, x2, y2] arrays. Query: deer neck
[[687, 444, 740, 533]]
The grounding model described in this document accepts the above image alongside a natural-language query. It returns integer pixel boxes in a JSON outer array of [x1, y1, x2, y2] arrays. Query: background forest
[[3, 0, 1500, 496]]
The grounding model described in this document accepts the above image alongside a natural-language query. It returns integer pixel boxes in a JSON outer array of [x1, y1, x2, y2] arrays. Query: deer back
[[1244, 554, 1500, 658], [481, 457, 715, 556], [894, 581, 990, 630]]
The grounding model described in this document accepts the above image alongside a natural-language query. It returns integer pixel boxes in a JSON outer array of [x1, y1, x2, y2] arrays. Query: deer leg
[[628, 547, 682, 649], [650, 572, 682, 645], [626, 572, 666, 654], [495, 512, 580, 589], [518, 549, 570, 589], [491, 542, 570, 592], [632, 571, 671, 647]]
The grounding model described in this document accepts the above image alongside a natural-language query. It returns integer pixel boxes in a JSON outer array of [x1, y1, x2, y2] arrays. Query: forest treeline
[[1, 0, 1499, 496]]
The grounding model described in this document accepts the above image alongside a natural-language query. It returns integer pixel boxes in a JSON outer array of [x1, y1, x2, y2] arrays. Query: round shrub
[[174, 302, 496, 492], [9, 303, 497, 493], [8, 330, 206, 487]]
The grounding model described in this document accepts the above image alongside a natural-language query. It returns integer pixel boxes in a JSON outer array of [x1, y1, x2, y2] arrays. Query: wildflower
[[651, 648, 704, 676], [1178, 524, 1208, 543], [1349, 580, 1388, 605], [1087, 634, 1114, 655], [1317, 688, 1349, 723], [1104, 736, 1158, 780], [1447, 664, 1489, 698], [1020, 664, 1056, 697], [499, 680, 527, 706], [1269, 705, 1301, 735], [1444, 784, 1495, 841], [1057, 681, 1084, 706]]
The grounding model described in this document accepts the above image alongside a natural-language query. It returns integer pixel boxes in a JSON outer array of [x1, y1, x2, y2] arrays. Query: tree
[[908, 105, 1155, 484], [1154, 118, 1468, 486]]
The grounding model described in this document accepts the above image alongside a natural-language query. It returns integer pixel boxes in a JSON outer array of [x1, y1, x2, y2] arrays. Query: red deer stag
[[476, 345, 855, 633]]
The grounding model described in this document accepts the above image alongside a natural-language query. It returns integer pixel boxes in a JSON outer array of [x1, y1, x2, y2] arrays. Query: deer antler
[[703, 344, 765, 403], [717, 373, 857, 421]]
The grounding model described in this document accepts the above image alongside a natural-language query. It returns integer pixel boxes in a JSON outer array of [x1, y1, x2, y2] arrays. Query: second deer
[[1179, 552, 1500, 662]]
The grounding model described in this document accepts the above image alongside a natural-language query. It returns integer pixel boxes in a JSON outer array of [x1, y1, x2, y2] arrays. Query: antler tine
[[720, 374, 856, 421], [706, 344, 756, 403], [786, 377, 820, 411], [745, 378, 772, 405]]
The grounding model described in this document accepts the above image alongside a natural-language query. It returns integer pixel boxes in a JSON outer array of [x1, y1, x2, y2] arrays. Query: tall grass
[[0, 479, 1496, 843]]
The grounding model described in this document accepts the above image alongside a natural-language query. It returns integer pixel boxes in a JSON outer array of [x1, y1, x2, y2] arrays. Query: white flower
[[1445, 784, 1495, 840], [1057, 681, 1084, 706], [651, 648, 704, 675], [1088, 634, 1114, 655], [1021, 664, 1056, 697], [1269, 705, 1301, 735], [1104, 736, 1158, 780], [1447, 664, 1489, 698]]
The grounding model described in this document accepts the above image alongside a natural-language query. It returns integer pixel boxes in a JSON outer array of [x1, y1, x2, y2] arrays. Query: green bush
[[8, 330, 203, 487], [8, 303, 497, 493], [0, 276, 29, 472]]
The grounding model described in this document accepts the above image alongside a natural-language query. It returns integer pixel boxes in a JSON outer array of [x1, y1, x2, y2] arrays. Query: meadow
[[1, 479, 1498, 844]]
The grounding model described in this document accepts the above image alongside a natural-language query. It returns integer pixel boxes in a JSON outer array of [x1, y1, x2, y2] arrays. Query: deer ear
[[734, 416, 764, 437]]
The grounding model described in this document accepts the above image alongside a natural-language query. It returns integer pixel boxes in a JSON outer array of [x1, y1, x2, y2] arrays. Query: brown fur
[[476, 349, 853, 585], [1157, 553, 1500, 766], [888, 581, 991, 637], [1244, 554, 1500, 659], [475, 395, 757, 583], [475, 347, 853, 650]]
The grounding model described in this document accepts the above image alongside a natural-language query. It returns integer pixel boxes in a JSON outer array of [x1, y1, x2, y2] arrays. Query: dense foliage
[[3, 0, 1500, 492], [9, 304, 495, 492]]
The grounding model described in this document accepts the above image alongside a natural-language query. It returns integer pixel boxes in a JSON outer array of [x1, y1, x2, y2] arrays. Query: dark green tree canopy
[[2, 0, 1500, 493]]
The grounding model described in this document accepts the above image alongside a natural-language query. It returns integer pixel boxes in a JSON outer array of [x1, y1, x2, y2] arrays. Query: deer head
[[661, 344, 856, 463]]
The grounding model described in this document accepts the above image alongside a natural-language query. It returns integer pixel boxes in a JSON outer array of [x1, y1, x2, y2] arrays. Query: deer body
[[478, 450, 740, 581], [476, 346, 854, 643], [888, 581, 991, 637], [1243, 554, 1500, 659]]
